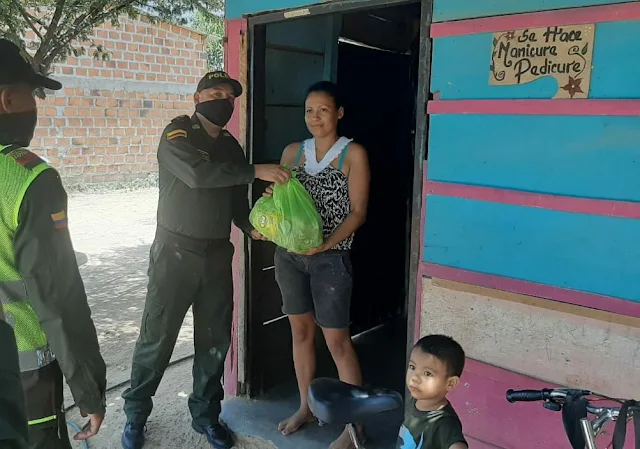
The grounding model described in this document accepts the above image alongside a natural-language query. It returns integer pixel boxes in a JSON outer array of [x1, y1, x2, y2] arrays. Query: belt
[[155, 227, 228, 256]]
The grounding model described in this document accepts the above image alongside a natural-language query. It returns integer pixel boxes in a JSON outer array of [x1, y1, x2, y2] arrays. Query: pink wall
[[223, 18, 248, 397], [446, 359, 631, 448]]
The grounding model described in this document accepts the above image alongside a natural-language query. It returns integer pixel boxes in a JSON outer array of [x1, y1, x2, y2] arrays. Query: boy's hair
[[413, 334, 465, 378]]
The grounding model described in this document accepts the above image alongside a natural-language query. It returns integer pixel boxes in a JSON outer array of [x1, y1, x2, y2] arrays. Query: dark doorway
[[338, 39, 415, 335], [247, 1, 421, 401]]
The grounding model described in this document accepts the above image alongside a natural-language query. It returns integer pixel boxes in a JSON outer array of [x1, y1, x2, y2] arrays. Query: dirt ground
[[63, 188, 277, 449]]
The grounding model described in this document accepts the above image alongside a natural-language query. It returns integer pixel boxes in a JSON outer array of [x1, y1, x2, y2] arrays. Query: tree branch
[[34, 0, 67, 64], [9, 0, 45, 42], [40, 0, 138, 70], [192, 0, 224, 16], [44, 0, 67, 45]]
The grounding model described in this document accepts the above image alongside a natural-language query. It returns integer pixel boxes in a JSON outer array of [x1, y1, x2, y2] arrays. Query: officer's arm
[[158, 125, 256, 188], [232, 185, 254, 236], [0, 321, 28, 449], [230, 140, 255, 235], [13, 169, 107, 416]]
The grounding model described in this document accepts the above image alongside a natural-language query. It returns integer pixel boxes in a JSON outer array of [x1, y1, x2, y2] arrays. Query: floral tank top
[[293, 138, 352, 251]]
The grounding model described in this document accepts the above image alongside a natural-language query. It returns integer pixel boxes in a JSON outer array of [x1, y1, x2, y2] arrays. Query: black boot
[[121, 422, 146, 449], [192, 422, 234, 449]]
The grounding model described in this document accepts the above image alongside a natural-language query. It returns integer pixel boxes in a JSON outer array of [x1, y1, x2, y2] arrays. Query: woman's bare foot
[[278, 407, 316, 436], [329, 425, 366, 449]]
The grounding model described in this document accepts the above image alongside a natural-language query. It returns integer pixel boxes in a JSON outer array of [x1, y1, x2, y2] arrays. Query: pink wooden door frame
[[223, 18, 248, 398]]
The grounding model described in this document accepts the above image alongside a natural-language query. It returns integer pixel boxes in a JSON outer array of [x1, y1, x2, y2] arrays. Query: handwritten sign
[[489, 25, 595, 99]]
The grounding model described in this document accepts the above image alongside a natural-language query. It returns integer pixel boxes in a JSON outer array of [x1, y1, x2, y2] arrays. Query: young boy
[[396, 335, 467, 449]]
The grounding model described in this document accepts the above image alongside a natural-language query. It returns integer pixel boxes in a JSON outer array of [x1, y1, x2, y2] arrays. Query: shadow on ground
[[63, 189, 405, 448], [221, 320, 407, 449], [64, 243, 194, 407]]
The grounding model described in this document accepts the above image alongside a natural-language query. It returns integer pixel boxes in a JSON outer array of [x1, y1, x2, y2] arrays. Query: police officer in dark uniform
[[0, 39, 107, 448], [0, 310, 28, 449], [121, 71, 290, 449]]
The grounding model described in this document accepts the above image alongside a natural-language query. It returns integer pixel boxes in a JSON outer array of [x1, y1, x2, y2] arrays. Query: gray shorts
[[274, 248, 353, 329]]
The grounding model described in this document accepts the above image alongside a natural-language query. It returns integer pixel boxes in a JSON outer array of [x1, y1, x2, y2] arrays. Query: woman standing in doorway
[[264, 81, 370, 448]]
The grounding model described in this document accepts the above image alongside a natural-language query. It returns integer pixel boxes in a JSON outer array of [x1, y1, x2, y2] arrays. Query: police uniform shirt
[[156, 114, 255, 240]]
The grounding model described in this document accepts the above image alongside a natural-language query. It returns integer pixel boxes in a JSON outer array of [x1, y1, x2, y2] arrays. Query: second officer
[[121, 71, 289, 449]]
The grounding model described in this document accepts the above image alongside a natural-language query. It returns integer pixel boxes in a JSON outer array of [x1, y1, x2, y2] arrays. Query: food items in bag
[[250, 175, 323, 252]]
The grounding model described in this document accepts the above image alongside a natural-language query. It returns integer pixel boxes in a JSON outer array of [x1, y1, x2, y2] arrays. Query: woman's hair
[[306, 81, 343, 109]]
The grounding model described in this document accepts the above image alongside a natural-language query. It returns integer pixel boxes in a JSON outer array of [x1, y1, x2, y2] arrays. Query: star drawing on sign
[[506, 31, 516, 40], [561, 76, 583, 98]]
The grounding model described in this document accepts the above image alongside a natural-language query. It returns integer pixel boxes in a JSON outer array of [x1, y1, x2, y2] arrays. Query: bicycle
[[308, 377, 404, 449], [506, 388, 640, 449]]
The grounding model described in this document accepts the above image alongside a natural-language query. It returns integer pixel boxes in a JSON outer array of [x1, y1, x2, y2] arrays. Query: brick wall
[[27, 16, 208, 185]]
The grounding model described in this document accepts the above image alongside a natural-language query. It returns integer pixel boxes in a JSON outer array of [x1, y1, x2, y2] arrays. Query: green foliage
[[0, 0, 224, 76], [190, 8, 224, 70]]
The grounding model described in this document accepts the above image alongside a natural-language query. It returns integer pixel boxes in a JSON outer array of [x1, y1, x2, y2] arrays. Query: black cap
[[0, 39, 62, 91], [197, 71, 242, 96]]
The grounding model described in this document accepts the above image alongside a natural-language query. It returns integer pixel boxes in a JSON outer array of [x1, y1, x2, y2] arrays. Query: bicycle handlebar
[[506, 388, 632, 416], [507, 387, 639, 449], [506, 389, 552, 403], [506, 388, 594, 404]]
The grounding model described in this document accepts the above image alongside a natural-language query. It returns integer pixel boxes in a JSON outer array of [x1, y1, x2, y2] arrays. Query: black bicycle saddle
[[308, 378, 403, 425]]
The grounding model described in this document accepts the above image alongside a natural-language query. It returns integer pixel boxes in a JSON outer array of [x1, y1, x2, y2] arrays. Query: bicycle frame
[[580, 418, 598, 449], [347, 423, 364, 449], [582, 404, 626, 448]]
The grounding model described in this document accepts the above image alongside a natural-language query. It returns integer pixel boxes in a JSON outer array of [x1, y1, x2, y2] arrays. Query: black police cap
[[0, 39, 62, 91], [196, 71, 242, 96]]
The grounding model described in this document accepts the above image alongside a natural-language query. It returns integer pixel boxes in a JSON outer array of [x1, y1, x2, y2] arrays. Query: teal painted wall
[[428, 114, 640, 202], [431, 21, 640, 100], [227, 0, 634, 20], [426, 9, 640, 302], [433, 0, 636, 22], [424, 196, 640, 301]]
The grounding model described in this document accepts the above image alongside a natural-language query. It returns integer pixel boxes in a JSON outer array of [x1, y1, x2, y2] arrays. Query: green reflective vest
[[0, 144, 55, 373]]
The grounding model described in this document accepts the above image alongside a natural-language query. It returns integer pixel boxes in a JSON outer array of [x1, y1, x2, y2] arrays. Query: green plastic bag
[[250, 174, 323, 252]]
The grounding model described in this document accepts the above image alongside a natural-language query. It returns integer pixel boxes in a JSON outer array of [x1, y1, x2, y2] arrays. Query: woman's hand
[[290, 242, 329, 256], [262, 183, 274, 198], [250, 229, 267, 241]]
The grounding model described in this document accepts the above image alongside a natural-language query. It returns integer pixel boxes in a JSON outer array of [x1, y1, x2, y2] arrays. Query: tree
[[0, 0, 225, 78], [190, 8, 224, 71]]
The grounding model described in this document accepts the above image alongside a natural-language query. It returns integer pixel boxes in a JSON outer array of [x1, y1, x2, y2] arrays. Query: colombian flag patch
[[167, 129, 187, 140], [51, 211, 68, 229]]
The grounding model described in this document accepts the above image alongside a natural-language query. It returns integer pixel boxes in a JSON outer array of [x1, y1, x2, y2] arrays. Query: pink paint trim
[[223, 18, 247, 398], [415, 162, 428, 342], [449, 359, 626, 447], [431, 2, 640, 37], [448, 359, 569, 448], [415, 263, 428, 342], [427, 99, 640, 116], [421, 263, 640, 318], [427, 180, 640, 219]]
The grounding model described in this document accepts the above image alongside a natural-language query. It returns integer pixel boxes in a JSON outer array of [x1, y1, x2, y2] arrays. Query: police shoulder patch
[[6, 148, 44, 170], [166, 129, 188, 140]]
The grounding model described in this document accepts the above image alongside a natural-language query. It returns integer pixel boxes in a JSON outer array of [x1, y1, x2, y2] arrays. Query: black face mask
[[0, 110, 37, 147], [196, 99, 234, 127]]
